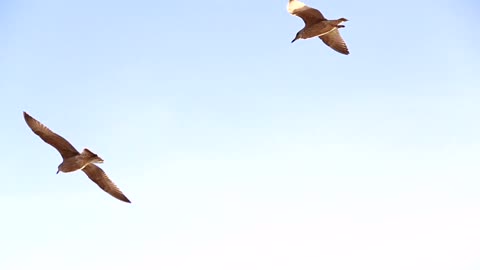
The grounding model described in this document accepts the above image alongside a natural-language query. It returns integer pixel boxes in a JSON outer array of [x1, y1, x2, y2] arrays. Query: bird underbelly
[[302, 24, 336, 39], [58, 157, 89, 173], [316, 27, 336, 37]]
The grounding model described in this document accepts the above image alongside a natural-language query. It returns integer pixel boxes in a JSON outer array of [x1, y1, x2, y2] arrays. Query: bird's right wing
[[287, 0, 326, 26], [23, 111, 80, 159], [319, 29, 350, 55], [82, 164, 131, 203]]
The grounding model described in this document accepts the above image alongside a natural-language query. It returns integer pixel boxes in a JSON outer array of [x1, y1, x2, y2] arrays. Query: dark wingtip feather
[[23, 111, 31, 121], [121, 196, 132, 203]]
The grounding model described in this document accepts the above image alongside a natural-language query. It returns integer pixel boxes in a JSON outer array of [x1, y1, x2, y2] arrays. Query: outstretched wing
[[82, 164, 131, 203], [23, 111, 79, 159], [319, 29, 350, 55], [288, 0, 326, 26]]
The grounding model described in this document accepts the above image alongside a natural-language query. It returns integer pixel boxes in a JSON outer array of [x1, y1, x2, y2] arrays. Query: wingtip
[[115, 192, 131, 204], [336, 49, 350, 55], [287, 0, 306, 14], [107, 189, 132, 203], [23, 111, 34, 123]]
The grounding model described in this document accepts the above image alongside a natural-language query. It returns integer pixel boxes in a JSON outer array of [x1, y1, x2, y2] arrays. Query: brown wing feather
[[23, 111, 79, 159], [82, 164, 131, 203], [288, 0, 326, 26], [319, 29, 350, 55]]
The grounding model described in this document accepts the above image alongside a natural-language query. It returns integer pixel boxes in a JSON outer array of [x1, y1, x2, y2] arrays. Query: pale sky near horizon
[[1, 0, 480, 269]]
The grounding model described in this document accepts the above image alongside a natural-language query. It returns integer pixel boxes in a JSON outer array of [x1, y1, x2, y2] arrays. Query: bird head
[[291, 31, 302, 43]]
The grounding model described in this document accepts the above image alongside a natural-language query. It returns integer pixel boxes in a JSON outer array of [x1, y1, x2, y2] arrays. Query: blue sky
[[1, 0, 480, 269]]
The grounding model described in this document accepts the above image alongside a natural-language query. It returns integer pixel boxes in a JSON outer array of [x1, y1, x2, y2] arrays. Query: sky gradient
[[1, 0, 480, 269]]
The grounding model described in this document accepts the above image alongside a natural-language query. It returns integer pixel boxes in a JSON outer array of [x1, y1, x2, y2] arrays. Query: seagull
[[23, 111, 131, 203], [287, 0, 350, 55]]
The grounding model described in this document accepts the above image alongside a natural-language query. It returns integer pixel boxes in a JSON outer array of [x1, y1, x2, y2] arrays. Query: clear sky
[[1, 0, 479, 269]]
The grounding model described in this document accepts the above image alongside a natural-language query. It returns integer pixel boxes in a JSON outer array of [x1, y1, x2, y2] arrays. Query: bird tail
[[82, 148, 95, 157], [82, 148, 104, 163]]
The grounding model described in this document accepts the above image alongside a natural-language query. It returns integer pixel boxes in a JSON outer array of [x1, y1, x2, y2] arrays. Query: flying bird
[[287, 0, 350, 55], [23, 111, 131, 203]]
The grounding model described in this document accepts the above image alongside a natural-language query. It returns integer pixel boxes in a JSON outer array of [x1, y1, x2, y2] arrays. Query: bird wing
[[23, 111, 80, 159], [319, 29, 350, 55], [82, 164, 131, 203], [288, 0, 326, 26]]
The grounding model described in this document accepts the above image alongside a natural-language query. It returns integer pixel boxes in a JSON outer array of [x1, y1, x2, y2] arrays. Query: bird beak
[[291, 37, 298, 43], [56, 170, 59, 174]]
